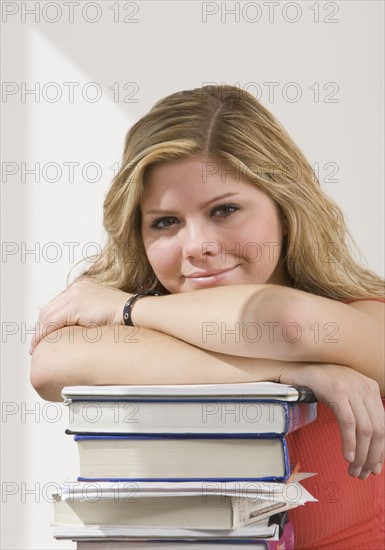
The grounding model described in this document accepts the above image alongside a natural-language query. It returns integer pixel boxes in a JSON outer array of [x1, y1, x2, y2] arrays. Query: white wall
[[1, 1, 384, 548]]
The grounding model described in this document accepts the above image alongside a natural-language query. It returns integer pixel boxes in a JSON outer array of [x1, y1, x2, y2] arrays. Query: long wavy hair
[[75, 84, 384, 300]]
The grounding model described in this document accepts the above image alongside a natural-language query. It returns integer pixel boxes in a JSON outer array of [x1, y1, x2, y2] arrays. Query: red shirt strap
[[343, 297, 385, 304]]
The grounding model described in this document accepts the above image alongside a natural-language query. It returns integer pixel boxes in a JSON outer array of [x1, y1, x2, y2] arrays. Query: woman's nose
[[181, 222, 219, 261]]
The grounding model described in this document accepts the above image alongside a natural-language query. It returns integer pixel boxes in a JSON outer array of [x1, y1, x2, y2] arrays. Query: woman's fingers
[[29, 286, 83, 353], [344, 400, 371, 477], [31, 295, 68, 347], [29, 280, 131, 355], [278, 363, 384, 479], [29, 303, 71, 354], [331, 394, 358, 466], [333, 379, 384, 478], [357, 388, 385, 478]]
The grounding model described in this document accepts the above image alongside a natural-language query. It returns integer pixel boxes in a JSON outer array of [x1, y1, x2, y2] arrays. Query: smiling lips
[[184, 266, 238, 285]]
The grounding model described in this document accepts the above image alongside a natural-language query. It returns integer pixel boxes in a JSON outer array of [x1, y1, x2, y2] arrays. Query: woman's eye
[[212, 204, 240, 218], [151, 217, 178, 230]]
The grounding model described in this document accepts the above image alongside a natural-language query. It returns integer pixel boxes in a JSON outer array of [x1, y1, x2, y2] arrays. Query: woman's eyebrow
[[143, 192, 240, 215]]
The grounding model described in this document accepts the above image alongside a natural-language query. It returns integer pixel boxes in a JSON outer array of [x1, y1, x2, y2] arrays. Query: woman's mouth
[[184, 266, 238, 286]]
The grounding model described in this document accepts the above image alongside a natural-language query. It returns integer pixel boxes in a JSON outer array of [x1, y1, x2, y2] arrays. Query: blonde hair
[[76, 84, 384, 300]]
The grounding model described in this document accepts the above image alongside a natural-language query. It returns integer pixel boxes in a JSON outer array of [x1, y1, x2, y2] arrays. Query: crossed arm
[[30, 280, 385, 480]]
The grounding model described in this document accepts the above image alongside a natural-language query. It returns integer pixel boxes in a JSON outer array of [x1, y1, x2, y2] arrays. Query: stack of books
[[51, 382, 318, 548]]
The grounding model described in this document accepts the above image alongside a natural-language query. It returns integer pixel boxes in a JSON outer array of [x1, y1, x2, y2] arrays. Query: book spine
[[292, 385, 316, 402], [73, 433, 292, 441], [76, 475, 289, 482], [282, 438, 290, 481], [267, 521, 294, 549], [285, 402, 317, 434]]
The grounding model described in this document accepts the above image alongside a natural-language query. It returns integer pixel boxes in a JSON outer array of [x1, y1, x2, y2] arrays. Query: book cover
[[62, 382, 316, 403]]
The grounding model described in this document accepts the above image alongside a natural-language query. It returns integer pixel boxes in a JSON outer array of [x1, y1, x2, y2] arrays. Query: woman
[[30, 85, 384, 548]]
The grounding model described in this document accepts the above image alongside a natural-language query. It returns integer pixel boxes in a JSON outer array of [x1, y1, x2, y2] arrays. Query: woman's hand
[[278, 363, 385, 480], [29, 280, 130, 355]]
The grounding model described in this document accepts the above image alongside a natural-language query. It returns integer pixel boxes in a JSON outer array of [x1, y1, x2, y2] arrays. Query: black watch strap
[[123, 290, 163, 326]]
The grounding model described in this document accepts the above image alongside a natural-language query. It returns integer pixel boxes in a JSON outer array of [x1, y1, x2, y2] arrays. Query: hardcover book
[[52, 479, 315, 529], [74, 520, 294, 548], [74, 434, 291, 482], [62, 382, 316, 402], [65, 399, 316, 436]]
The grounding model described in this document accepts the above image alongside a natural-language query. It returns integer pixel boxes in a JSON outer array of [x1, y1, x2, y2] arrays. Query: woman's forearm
[[134, 284, 300, 359], [133, 285, 384, 387], [31, 324, 294, 402], [29, 280, 384, 387]]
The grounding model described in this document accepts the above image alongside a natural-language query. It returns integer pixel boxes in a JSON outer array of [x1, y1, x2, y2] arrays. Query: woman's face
[[141, 156, 287, 293]]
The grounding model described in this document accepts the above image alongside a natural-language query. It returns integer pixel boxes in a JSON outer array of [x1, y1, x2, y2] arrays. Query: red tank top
[[287, 297, 385, 549]]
